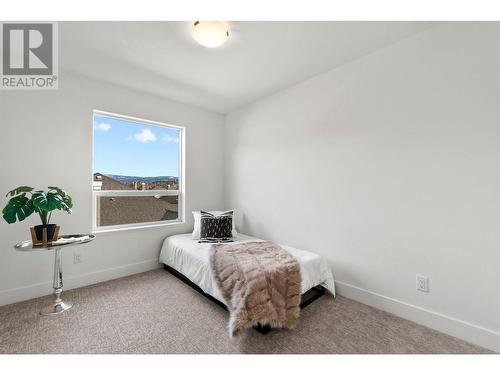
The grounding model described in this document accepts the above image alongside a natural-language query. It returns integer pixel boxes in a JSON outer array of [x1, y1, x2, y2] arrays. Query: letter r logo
[[2, 23, 53, 75]]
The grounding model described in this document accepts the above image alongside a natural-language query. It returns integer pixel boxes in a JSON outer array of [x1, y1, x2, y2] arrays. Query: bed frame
[[163, 264, 325, 335]]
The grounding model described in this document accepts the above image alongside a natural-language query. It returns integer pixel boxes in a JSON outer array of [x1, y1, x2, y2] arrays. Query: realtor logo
[[1, 22, 58, 89]]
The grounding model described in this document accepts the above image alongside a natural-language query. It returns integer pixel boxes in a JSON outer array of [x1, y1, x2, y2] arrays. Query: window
[[92, 110, 184, 232]]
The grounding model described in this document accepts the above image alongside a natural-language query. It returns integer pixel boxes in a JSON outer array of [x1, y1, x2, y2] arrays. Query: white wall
[[224, 23, 500, 351], [0, 70, 225, 305]]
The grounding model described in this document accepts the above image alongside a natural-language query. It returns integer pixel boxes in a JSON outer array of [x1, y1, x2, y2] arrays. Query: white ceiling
[[60, 22, 434, 114]]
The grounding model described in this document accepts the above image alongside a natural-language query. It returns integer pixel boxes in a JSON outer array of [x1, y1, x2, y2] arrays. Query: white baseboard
[[335, 280, 499, 353], [0, 258, 161, 307]]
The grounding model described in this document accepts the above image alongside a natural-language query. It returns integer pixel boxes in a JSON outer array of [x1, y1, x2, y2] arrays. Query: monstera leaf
[[48, 187, 73, 210], [5, 186, 33, 197], [3, 186, 73, 225], [32, 191, 65, 212], [2, 193, 35, 223], [62, 195, 73, 212], [48, 186, 67, 197]]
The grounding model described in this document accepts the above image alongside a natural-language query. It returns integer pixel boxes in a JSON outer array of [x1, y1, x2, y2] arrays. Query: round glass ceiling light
[[192, 21, 229, 48]]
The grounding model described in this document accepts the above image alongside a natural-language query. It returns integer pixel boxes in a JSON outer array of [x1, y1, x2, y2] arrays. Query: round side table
[[14, 234, 95, 316]]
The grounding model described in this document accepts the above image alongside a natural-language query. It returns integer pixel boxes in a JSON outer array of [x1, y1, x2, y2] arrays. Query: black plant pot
[[34, 224, 57, 241]]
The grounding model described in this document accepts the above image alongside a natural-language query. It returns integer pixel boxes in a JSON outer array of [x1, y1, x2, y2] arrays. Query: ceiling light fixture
[[192, 21, 229, 48]]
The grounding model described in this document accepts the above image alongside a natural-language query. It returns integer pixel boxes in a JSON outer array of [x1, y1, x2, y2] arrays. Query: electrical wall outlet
[[73, 253, 82, 264], [416, 275, 429, 292]]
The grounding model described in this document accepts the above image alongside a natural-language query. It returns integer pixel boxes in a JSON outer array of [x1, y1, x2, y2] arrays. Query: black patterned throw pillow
[[199, 210, 234, 243]]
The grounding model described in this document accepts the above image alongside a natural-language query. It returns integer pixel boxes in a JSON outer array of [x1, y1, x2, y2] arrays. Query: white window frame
[[92, 110, 185, 233]]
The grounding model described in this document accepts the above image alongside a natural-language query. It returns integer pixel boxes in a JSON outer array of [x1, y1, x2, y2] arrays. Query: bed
[[159, 233, 336, 323]]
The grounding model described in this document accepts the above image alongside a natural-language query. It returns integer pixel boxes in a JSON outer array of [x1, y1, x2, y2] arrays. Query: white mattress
[[159, 233, 336, 303]]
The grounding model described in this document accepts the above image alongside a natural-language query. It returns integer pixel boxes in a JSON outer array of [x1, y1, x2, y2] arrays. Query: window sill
[[92, 220, 185, 234]]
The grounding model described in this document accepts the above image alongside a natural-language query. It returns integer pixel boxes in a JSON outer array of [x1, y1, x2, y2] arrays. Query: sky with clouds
[[93, 114, 180, 177]]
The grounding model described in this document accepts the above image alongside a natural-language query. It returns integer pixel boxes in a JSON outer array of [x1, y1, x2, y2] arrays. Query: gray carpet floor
[[0, 269, 492, 354]]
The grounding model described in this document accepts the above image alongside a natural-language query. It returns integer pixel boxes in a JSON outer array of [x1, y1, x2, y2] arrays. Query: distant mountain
[[101, 174, 178, 185]]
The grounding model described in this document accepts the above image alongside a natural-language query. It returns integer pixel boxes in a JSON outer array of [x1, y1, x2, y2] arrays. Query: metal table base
[[40, 247, 73, 315], [14, 234, 95, 316]]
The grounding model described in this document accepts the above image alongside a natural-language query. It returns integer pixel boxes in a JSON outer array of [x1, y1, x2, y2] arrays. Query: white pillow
[[192, 210, 238, 239]]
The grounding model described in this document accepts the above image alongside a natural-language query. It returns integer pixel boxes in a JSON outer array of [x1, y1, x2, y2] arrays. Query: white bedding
[[159, 233, 336, 303]]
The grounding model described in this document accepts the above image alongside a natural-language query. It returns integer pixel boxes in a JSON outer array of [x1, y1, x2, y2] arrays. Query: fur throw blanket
[[209, 241, 301, 336]]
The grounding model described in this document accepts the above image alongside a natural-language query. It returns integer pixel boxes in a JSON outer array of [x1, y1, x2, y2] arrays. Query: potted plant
[[2, 186, 73, 245]]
